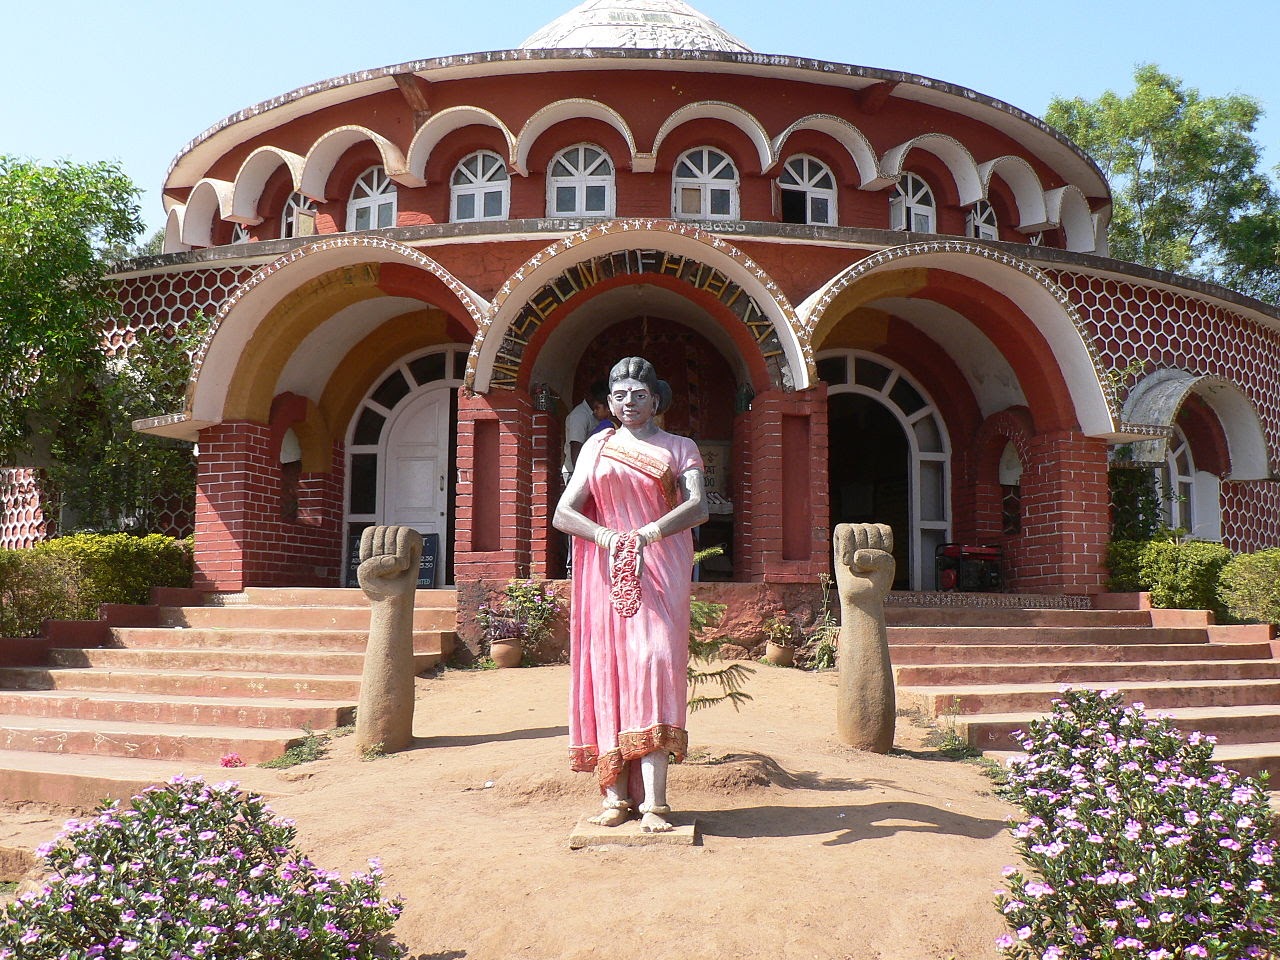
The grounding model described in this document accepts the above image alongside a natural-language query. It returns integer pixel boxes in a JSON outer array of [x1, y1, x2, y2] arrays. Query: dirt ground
[[250, 664, 1019, 960]]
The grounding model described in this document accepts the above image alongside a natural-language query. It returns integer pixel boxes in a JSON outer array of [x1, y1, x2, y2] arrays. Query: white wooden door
[[382, 389, 450, 585]]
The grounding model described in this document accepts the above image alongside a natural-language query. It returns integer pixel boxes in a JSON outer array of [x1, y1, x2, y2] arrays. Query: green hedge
[[0, 534, 192, 637], [1218, 547, 1280, 625], [1107, 538, 1234, 621]]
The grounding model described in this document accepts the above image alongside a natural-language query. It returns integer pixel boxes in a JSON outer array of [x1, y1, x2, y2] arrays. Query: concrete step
[[0, 749, 299, 810], [0, 715, 305, 765], [887, 626, 1210, 646], [109, 626, 455, 654], [984, 741, 1280, 783], [49, 647, 371, 675], [890, 642, 1274, 665], [230, 586, 457, 607], [0, 689, 354, 729], [894, 658, 1280, 688], [157, 605, 455, 630], [886, 608, 1154, 627], [0, 666, 364, 700]]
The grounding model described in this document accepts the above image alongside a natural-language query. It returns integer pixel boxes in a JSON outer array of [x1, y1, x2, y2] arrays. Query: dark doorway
[[828, 392, 910, 589]]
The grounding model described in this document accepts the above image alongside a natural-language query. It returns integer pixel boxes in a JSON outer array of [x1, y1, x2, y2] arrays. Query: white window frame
[[819, 349, 951, 590], [547, 144, 615, 217], [672, 147, 739, 221], [451, 151, 510, 222], [348, 166, 398, 232], [281, 192, 318, 239], [778, 154, 837, 226], [230, 223, 251, 244], [1161, 426, 1196, 534], [967, 199, 998, 241], [889, 172, 936, 233]]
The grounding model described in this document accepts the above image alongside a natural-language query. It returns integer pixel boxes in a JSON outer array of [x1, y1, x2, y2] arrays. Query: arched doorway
[[344, 345, 468, 586], [820, 350, 950, 589]]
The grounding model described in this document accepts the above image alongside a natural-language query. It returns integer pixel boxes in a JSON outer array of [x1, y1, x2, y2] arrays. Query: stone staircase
[[0, 587, 456, 811], [890, 599, 1280, 779]]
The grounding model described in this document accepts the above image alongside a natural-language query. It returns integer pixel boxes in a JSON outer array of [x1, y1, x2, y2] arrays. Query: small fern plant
[[688, 546, 753, 712]]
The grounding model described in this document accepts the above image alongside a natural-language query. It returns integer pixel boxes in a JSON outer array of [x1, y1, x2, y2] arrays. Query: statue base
[[568, 816, 700, 849]]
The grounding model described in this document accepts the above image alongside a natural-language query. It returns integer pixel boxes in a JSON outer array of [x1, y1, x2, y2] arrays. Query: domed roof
[[520, 0, 751, 53]]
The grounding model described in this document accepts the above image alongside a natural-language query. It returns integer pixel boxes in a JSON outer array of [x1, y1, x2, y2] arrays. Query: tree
[[0, 157, 197, 533], [1047, 64, 1280, 302]]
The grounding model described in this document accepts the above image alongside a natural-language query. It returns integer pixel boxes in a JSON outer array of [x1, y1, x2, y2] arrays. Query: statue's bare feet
[[588, 800, 632, 827], [639, 802, 674, 833]]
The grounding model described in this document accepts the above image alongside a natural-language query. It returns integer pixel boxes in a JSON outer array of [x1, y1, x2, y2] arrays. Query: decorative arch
[[514, 99, 637, 176], [978, 156, 1049, 230], [467, 219, 809, 394], [180, 179, 236, 248], [1122, 368, 1270, 480], [230, 146, 306, 224], [651, 101, 774, 174], [174, 237, 487, 435], [405, 106, 518, 182], [880, 134, 983, 206], [770, 114, 886, 188], [1044, 185, 1097, 253], [163, 206, 188, 254], [799, 240, 1119, 436], [300, 126, 417, 201]]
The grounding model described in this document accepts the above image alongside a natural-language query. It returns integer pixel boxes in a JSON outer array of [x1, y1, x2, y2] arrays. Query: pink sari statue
[[554, 357, 708, 833]]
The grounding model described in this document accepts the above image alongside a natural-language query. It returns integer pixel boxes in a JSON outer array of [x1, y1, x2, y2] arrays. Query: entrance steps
[[889, 598, 1280, 780], [0, 588, 456, 826]]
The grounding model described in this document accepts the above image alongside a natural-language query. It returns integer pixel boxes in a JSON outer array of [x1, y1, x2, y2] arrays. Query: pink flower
[[220, 753, 246, 768]]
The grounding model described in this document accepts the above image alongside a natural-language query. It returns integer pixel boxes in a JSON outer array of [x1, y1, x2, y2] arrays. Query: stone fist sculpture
[[355, 525, 423, 754], [833, 522, 896, 753]]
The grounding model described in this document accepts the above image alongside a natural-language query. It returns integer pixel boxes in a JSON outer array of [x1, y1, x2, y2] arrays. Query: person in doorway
[[553, 357, 708, 833], [562, 380, 609, 483]]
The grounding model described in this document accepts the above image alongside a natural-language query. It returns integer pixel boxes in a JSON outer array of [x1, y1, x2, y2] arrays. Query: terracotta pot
[[764, 641, 795, 667], [489, 638, 524, 668]]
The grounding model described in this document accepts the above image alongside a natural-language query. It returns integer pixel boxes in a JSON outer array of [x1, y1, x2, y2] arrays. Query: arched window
[[348, 166, 397, 231], [889, 173, 935, 233], [1162, 426, 1196, 534], [451, 151, 509, 222], [230, 223, 251, 244], [281, 193, 318, 239], [967, 199, 998, 240], [547, 144, 614, 217], [673, 148, 739, 221], [778, 155, 836, 226]]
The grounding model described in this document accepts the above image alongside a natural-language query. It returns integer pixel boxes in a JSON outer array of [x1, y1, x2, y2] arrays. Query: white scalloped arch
[[179, 179, 235, 248], [651, 101, 774, 174], [880, 134, 983, 206], [770, 114, 884, 188], [1044, 185, 1097, 253], [405, 106, 518, 182], [230, 147, 305, 224], [163, 206, 189, 254], [514, 99, 637, 176], [300, 126, 416, 201], [978, 156, 1049, 230]]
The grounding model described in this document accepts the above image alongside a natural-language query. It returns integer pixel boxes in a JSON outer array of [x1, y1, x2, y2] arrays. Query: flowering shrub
[[476, 578, 562, 652], [0, 776, 404, 959], [994, 689, 1279, 959]]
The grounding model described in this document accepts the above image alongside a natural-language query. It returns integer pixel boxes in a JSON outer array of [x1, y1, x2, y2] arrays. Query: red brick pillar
[[739, 387, 829, 583], [1016, 429, 1109, 594], [530, 402, 565, 578], [453, 390, 534, 583], [732, 407, 755, 581]]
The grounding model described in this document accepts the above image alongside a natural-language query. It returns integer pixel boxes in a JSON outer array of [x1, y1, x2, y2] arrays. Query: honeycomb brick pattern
[[0, 469, 47, 550], [1049, 270, 1280, 551]]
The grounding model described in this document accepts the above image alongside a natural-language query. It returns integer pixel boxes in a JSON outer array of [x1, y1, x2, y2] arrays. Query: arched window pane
[[547, 144, 615, 217], [452, 151, 509, 222], [779, 155, 837, 226], [281, 193, 317, 239], [673, 148, 739, 221], [348, 166, 397, 233], [890, 173, 935, 233]]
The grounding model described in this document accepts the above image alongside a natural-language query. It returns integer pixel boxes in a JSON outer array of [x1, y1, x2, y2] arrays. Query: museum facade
[[15, 0, 1280, 597]]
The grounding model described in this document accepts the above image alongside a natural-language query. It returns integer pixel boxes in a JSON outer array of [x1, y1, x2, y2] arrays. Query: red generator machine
[[935, 543, 1003, 592]]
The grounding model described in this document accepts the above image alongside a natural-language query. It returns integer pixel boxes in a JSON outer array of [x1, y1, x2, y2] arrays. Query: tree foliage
[[0, 156, 199, 532], [1047, 64, 1280, 302]]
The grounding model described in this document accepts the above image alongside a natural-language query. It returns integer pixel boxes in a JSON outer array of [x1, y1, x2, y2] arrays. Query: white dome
[[520, 0, 751, 53]]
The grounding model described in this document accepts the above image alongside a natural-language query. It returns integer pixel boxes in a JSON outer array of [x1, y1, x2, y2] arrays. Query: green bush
[[0, 534, 192, 636], [1218, 547, 1280, 625], [0, 776, 404, 959], [1105, 538, 1232, 620]]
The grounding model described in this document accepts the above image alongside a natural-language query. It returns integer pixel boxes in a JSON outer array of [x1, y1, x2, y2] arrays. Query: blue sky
[[3, 0, 1277, 237]]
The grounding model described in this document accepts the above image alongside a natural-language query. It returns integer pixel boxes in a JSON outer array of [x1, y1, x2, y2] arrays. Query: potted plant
[[762, 610, 798, 667], [476, 579, 563, 667]]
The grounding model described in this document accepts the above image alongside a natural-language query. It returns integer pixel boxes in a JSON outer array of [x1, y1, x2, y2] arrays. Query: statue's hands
[[357, 525, 424, 601], [833, 523, 896, 600]]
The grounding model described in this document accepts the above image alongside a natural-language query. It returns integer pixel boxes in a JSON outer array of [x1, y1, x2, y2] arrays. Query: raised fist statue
[[355, 525, 423, 754], [833, 522, 896, 753]]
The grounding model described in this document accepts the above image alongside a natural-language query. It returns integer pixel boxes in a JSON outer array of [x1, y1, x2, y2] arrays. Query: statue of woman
[[553, 357, 709, 832]]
